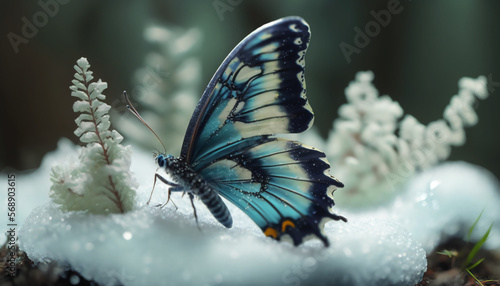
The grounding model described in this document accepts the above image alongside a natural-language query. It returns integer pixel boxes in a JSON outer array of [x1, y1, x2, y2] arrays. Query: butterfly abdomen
[[158, 155, 233, 228], [197, 185, 233, 228]]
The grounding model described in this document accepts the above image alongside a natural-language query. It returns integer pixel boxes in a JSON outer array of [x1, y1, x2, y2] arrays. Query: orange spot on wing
[[264, 227, 278, 239], [281, 220, 295, 232]]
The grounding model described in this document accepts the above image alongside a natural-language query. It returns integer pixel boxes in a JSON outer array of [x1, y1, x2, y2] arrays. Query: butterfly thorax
[[156, 154, 203, 190], [155, 154, 233, 228]]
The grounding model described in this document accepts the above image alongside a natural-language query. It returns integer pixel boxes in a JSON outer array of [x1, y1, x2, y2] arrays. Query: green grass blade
[[466, 269, 484, 286], [437, 249, 457, 258], [466, 257, 485, 271], [467, 208, 485, 242], [465, 223, 492, 267]]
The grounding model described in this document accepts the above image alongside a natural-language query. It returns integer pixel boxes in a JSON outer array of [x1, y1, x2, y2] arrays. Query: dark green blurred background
[[1, 1, 499, 179]]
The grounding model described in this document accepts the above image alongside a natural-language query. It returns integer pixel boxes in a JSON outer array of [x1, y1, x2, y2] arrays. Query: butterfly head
[[155, 154, 175, 168]]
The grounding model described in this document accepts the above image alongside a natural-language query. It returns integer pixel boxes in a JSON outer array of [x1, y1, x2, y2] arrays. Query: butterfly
[[145, 16, 346, 246]]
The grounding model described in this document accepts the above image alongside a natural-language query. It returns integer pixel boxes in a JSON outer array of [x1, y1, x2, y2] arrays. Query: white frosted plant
[[115, 25, 202, 155], [329, 71, 489, 207], [49, 57, 136, 214]]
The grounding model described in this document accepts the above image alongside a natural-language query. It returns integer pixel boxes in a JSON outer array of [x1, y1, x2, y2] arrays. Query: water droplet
[[70, 274, 80, 285], [182, 270, 191, 281], [432, 199, 440, 210], [304, 257, 317, 268], [229, 250, 239, 259], [429, 180, 440, 190], [343, 248, 353, 257], [71, 242, 80, 252], [123, 231, 133, 240], [143, 256, 153, 264], [416, 193, 427, 202], [85, 242, 94, 251], [214, 274, 224, 283]]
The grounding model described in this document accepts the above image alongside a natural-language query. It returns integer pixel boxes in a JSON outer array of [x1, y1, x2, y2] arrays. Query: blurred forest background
[[1, 1, 499, 180]]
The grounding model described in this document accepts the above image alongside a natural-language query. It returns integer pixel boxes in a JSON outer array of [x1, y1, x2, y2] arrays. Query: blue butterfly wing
[[181, 16, 313, 169], [198, 139, 345, 246], [180, 16, 346, 246]]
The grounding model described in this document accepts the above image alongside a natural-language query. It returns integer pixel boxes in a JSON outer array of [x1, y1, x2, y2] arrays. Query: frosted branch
[[49, 57, 137, 214], [328, 71, 489, 206]]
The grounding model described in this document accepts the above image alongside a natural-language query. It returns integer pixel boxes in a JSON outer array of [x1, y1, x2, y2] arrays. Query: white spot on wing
[[235, 65, 261, 84], [241, 90, 280, 113], [219, 159, 253, 180], [224, 57, 240, 77], [254, 73, 282, 90], [318, 217, 333, 236], [262, 60, 280, 74], [236, 105, 288, 125], [217, 98, 238, 125], [234, 100, 245, 114], [296, 70, 306, 88], [233, 116, 289, 136], [260, 32, 272, 40], [296, 50, 306, 67], [254, 42, 278, 54], [289, 23, 301, 33]]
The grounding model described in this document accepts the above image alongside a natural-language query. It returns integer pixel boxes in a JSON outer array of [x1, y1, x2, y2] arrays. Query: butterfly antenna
[[123, 91, 167, 154]]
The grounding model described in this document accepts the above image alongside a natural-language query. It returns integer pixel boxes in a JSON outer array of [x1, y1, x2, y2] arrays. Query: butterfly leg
[[150, 173, 183, 209], [188, 192, 201, 231], [160, 185, 183, 209], [160, 188, 174, 209]]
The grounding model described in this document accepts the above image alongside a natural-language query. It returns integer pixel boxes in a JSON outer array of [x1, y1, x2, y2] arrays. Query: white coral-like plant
[[49, 57, 136, 214], [329, 71, 489, 207]]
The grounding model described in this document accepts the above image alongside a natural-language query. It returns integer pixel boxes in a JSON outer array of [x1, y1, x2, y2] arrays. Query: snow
[[1, 139, 78, 237], [19, 203, 425, 286], [387, 161, 500, 251], [342, 161, 500, 252], [10, 138, 500, 285]]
